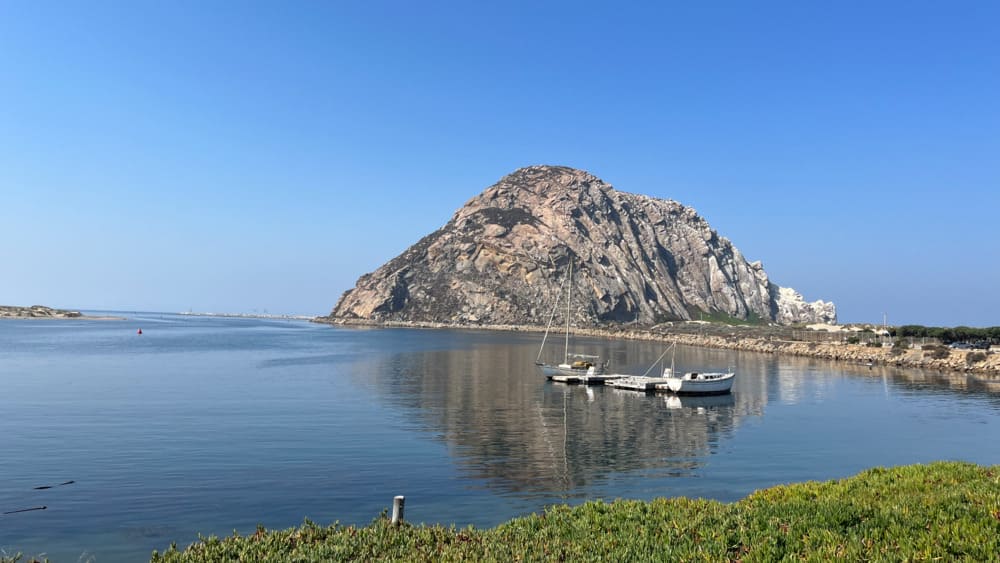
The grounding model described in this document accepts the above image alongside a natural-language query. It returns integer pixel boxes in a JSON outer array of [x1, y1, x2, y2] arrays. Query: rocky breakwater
[[317, 315, 998, 377], [0, 305, 83, 319], [601, 325, 1000, 377], [323, 165, 835, 326]]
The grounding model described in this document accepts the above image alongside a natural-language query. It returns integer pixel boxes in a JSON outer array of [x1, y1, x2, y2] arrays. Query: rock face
[[327, 165, 836, 326]]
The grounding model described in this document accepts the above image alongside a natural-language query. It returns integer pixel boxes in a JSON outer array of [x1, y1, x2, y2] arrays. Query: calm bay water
[[2, 313, 999, 561]]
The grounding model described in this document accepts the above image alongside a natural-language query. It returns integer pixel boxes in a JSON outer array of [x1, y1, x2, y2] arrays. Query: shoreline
[[0, 305, 124, 321], [0, 315, 126, 320], [313, 317, 1000, 377], [179, 311, 315, 320]]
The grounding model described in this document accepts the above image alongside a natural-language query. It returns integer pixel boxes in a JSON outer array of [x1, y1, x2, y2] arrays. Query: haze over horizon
[[2, 2, 997, 326]]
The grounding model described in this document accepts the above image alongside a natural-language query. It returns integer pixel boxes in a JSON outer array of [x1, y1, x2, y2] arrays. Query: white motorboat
[[661, 368, 735, 395], [653, 342, 735, 395]]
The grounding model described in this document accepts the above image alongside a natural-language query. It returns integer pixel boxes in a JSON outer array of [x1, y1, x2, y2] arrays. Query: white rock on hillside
[[774, 286, 837, 325]]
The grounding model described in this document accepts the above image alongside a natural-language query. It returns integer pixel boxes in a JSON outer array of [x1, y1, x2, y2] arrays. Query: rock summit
[[326, 166, 835, 326]]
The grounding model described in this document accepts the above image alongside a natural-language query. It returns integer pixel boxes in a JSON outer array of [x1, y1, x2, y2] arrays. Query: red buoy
[[137, 328, 142, 335]]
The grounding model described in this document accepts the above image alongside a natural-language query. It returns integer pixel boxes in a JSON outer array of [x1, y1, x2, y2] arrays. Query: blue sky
[[1, 2, 997, 326]]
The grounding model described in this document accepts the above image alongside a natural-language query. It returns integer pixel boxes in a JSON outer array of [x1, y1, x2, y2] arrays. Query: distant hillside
[[325, 165, 835, 326], [0, 305, 82, 318]]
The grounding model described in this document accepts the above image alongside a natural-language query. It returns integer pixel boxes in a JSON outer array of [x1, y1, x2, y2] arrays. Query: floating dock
[[605, 376, 673, 392], [549, 373, 627, 385]]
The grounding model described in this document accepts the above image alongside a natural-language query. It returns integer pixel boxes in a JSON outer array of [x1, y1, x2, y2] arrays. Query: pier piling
[[391, 495, 405, 526]]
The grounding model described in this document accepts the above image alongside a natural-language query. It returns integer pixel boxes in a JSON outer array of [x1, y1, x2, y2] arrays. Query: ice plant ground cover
[[134, 461, 1000, 562]]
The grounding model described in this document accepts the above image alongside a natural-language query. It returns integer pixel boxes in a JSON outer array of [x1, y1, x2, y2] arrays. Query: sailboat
[[605, 341, 736, 395], [535, 262, 607, 379]]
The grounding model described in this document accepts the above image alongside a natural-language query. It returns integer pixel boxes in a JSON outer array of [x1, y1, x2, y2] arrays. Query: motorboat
[[662, 368, 735, 395]]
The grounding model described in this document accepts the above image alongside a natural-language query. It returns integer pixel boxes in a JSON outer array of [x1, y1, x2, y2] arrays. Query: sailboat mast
[[536, 267, 568, 364], [564, 261, 571, 364]]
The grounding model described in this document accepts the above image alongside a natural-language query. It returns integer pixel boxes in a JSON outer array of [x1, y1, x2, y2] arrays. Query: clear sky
[[1, 2, 997, 326]]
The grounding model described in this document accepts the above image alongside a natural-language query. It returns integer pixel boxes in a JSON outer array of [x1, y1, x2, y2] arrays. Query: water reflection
[[5, 318, 998, 563], [352, 330, 1000, 499], [662, 393, 735, 410], [825, 356, 1000, 401], [359, 339, 766, 495]]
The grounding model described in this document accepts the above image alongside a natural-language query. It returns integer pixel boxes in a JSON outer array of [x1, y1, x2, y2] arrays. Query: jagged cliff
[[326, 166, 835, 326]]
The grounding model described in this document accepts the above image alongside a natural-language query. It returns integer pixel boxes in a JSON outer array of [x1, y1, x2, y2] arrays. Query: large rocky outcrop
[[326, 165, 835, 326]]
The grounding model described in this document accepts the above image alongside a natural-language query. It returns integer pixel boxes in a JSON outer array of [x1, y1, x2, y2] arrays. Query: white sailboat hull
[[535, 262, 609, 381], [537, 362, 604, 379]]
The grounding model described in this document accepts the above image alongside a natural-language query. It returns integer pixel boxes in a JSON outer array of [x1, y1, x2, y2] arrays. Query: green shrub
[[923, 345, 951, 360], [967, 351, 988, 365]]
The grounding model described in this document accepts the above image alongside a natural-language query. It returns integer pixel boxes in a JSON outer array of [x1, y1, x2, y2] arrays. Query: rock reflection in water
[[359, 337, 763, 495]]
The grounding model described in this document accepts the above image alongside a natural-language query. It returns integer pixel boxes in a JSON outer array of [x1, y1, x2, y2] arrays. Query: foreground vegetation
[[141, 462, 1000, 562]]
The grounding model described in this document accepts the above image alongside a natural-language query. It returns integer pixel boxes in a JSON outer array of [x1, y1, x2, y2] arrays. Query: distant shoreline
[[179, 311, 315, 321], [313, 316, 1000, 378], [0, 306, 318, 321], [0, 305, 124, 321]]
